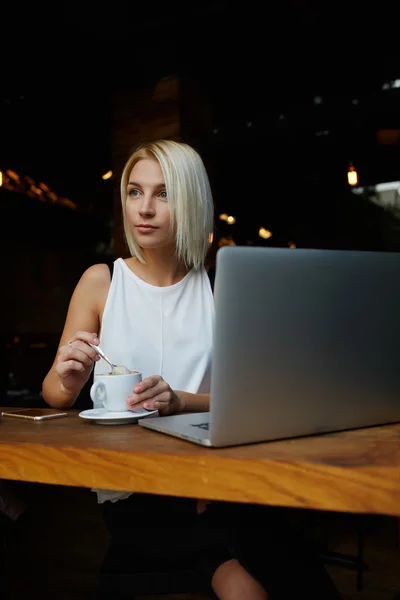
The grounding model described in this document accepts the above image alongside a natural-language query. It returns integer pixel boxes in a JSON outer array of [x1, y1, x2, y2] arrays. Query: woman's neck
[[127, 249, 189, 287]]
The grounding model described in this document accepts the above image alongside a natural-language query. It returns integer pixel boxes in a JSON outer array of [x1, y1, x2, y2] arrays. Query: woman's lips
[[136, 225, 158, 233]]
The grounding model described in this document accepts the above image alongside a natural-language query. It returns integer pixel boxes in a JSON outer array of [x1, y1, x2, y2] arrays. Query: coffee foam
[[98, 370, 139, 377]]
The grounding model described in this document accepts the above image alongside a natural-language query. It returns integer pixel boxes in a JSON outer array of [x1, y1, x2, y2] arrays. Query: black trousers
[[102, 493, 342, 600]]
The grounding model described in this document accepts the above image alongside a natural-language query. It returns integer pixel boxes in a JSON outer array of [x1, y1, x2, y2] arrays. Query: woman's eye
[[128, 189, 140, 197], [159, 190, 167, 199]]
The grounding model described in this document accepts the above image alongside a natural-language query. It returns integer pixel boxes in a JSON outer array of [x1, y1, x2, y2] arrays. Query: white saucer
[[79, 407, 158, 425]]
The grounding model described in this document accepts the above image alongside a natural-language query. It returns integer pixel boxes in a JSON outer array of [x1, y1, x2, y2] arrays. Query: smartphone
[[1, 408, 68, 421]]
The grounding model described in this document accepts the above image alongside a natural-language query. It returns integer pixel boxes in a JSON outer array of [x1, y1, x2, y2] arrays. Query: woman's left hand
[[127, 375, 182, 415]]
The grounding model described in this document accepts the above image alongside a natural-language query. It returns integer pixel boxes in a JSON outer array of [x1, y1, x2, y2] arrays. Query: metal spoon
[[88, 343, 130, 375]]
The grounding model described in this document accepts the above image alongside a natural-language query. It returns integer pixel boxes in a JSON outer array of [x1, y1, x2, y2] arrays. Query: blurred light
[[382, 79, 400, 90], [1, 168, 76, 210], [288, 241, 296, 248], [6, 169, 19, 181], [30, 186, 43, 196], [219, 213, 228, 221], [60, 198, 77, 210], [377, 129, 400, 145], [208, 232, 214, 245], [102, 170, 113, 180], [347, 164, 358, 186], [352, 181, 400, 210], [259, 227, 272, 240], [218, 236, 235, 247], [373, 181, 400, 193], [226, 216, 236, 224]]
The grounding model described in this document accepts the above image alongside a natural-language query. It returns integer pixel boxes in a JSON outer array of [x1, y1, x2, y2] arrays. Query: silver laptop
[[139, 246, 400, 447]]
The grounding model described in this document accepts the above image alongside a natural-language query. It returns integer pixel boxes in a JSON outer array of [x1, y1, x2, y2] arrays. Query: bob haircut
[[120, 139, 214, 270]]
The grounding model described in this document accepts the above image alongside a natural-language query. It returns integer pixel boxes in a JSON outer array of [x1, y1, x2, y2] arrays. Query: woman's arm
[[175, 391, 210, 413], [42, 264, 110, 408]]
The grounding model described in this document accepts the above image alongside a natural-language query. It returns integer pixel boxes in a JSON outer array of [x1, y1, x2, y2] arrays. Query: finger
[[128, 381, 168, 405], [144, 400, 170, 416], [126, 388, 165, 410], [131, 399, 160, 411], [126, 394, 146, 409], [133, 375, 162, 394], [58, 346, 91, 370], [67, 347, 94, 368], [126, 396, 148, 410], [143, 391, 171, 411], [57, 360, 86, 376], [69, 331, 99, 346], [142, 399, 159, 411], [70, 340, 99, 362], [129, 402, 148, 411]]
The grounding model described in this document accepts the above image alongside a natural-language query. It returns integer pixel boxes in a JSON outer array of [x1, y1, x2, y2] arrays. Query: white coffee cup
[[90, 371, 142, 412]]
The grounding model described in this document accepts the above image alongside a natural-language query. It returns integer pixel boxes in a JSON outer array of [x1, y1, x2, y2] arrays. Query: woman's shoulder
[[78, 263, 114, 292], [82, 263, 112, 282], [74, 263, 115, 315]]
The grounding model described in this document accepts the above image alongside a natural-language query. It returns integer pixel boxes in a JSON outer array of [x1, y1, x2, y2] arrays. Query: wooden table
[[1, 407, 399, 516]]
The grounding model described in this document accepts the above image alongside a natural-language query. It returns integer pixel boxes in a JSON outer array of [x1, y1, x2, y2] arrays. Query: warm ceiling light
[[258, 227, 272, 239], [288, 241, 296, 248], [30, 186, 43, 196], [102, 170, 113, 180], [347, 164, 358, 186], [6, 169, 19, 181], [219, 213, 228, 221], [226, 216, 236, 224], [0, 171, 2, 187], [208, 232, 214, 244]]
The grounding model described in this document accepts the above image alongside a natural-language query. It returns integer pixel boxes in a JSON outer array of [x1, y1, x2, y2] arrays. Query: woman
[[42, 140, 267, 599], [42, 140, 341, 600]]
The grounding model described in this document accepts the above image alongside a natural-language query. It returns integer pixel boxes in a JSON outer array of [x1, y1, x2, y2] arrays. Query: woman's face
[[125, 157, 174, 251]]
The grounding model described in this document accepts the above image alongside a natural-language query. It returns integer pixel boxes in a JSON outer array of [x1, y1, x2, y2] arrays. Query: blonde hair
[[120, 140, 214, 270]]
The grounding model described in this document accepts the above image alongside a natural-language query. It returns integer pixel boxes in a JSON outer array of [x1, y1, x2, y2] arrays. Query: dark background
[[1, 0, 400, 399]]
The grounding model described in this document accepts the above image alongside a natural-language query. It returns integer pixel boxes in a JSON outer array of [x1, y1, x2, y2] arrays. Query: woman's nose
[[139, 197, 155, 217]]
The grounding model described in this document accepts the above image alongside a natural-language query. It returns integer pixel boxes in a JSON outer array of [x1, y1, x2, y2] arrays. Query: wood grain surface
[[1, 407, 399, 516]]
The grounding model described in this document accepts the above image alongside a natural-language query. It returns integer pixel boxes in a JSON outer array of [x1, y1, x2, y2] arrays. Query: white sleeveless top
[[93, 258, 214, 503]]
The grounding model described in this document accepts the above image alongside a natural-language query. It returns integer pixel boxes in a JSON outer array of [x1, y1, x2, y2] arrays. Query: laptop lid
[[208, 246, 400, 447]]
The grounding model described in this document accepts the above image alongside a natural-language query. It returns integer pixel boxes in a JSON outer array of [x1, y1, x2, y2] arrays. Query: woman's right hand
[[55, 331, 101, 395]]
